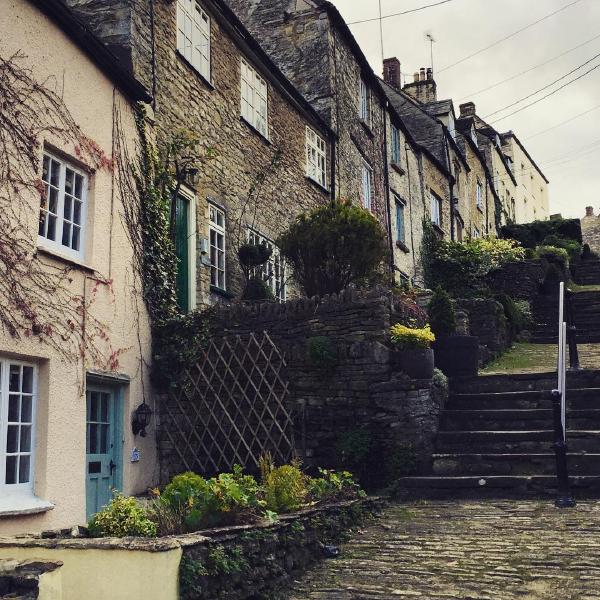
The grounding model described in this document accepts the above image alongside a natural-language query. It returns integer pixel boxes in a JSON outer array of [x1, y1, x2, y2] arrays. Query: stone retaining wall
[[487, 259, 547, 301]]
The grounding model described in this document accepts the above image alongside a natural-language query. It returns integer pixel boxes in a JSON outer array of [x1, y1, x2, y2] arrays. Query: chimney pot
[[420, 67, 426, 81], [459, 101, 476, 117], [413, 71, 420, 83], [383, 57, 401, 90], [586, 206, 594, 217], [426, 67, 433, 80]]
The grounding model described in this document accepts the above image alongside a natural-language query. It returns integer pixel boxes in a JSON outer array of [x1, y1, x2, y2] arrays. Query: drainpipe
[[383, 101, 396, 279]]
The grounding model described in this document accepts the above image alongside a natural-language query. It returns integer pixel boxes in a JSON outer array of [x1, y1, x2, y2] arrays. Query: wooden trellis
[[161, 332, 293, 476]]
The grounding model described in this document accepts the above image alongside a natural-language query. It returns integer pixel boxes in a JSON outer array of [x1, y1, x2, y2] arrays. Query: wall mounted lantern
[[132, 401, 153, 437]]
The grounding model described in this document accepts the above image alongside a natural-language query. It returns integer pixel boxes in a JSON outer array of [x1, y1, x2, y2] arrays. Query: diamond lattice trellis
[[162, 332, 293, 476]]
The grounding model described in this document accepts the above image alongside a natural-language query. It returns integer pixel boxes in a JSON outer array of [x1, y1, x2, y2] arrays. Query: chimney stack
[[459, 102, 476, 118], [403, 67, 437, 104], [586, 206, 595, 217], [383, 57, 401, 90]]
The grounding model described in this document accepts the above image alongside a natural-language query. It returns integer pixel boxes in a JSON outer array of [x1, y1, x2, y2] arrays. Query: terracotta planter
[[391, 348, 434, 380], [434, 336, 479, 377]]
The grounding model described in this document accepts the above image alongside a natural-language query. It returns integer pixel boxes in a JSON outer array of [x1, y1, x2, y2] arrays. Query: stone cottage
[[0, 0, 155, 534], [64, 0, 335, 307]]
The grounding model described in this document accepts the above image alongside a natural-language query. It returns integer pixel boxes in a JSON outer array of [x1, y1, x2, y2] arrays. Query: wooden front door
[[85, 385, 122, 519], [175, 195, 190, 313]]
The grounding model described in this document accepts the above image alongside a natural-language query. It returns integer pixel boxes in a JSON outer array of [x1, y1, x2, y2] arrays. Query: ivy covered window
[[247, 229, 286, 302], [39, 152, 87, 259], [305, 127, 327, 188], [176, 0, 211, 80], [241, 58, 268, 138], [209, 204, 226, 290], [0, 359, 36, 494]]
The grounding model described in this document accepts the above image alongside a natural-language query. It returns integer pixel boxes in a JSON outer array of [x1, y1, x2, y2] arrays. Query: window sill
[[306, 176, 330, 195], [359, 119, 374, 138], [0, 495, 54, 517], [210, 285, 236, 299], [240, 116, 271, 145], [396, 240, 410, 254], [176, 51, 214, 91], [390, 162, 405, 176], [36, 246, 96, 273]]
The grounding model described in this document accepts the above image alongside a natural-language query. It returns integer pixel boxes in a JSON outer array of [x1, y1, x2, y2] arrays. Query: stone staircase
[[397, 370, 600, 499], [573, 258, 600, 285]]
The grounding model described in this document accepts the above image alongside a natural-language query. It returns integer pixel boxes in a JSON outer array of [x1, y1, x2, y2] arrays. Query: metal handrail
[[552, 281, 576, 508], [565, 288, 581, 371]]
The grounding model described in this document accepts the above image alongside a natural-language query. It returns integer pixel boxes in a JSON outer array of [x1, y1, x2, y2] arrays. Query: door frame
[[177, 186, 197, 312]]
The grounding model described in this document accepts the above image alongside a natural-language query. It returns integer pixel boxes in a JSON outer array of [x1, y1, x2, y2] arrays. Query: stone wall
[[487, 259, 547, 301], [582, 211, 600, 254]]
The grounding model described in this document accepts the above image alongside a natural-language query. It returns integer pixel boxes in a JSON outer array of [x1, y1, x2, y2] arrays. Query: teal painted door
[[86, 386, 122, 519], [175, 195, 190, 313]]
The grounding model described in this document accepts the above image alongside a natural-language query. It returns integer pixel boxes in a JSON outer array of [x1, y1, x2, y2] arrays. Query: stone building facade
[[0, 0, 155, 534], [582, 206, 600, 254], [65, 0, 334, 307]]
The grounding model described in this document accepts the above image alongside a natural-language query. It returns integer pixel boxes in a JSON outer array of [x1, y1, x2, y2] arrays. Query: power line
[[488, 61, 600, 124], [483, 50, 600, 119], [438, 0, 585, 73], [524, 103, 600, 139], [458, 32, 600, 101], [347, 0, 456, 26]]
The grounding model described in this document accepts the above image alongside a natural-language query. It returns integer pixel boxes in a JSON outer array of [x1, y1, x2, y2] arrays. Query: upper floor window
[[359, 78, 370, 125], [394, 196, 405, 244], [476, 179, 483, 210], [176, 0, 211, 80], [247, 230, 286, 302], [39, 152, 87, 260], [0, 360, 36, 495], [430, 192, 442, 228], [306, 127, 327, 188], [241, 58, 268, 138], [391, 125, 401, 164], [209, 204, 226, 290], [361, 161, 373, 211]]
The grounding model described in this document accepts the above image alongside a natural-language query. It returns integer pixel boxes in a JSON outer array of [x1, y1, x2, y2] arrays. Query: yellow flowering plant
[[390, 324, 436, 350]]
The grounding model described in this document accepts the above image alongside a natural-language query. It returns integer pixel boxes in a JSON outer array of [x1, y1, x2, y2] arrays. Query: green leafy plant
[[390, 324, 435, 349], [276, 200, 387, 297], [501, 218, 582, 249], [385, 443, 418, 479], [306, 336, 337, 367], [88, 492, 157, 538], [535, 245, 569, 268], [392, 288, 428, 328], [541, 235, 582, 262], [238, 243, 276, 302], [262, 460, 308, 513], [335, 428, 372, 477], [241, 277, 275, 302], [496, 294, 532, 335], [308, 469, 364, 502], [428, 286, 456, 338]]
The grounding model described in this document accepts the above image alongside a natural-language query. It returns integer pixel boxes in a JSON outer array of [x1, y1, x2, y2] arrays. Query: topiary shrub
[[276, 200, 387, 297], [88, 492, 157, 538], [262, 462, 308, 512], [241, 277, 275, 302], [428, 286, 456, 338]]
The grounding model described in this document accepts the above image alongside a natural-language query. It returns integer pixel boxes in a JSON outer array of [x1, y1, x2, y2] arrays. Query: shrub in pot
[[428, 286, 478, 377], [389, 324, 435, 380]]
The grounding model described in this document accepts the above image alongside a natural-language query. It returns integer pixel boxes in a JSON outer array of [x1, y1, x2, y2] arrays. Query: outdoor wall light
[[132, 401, 153, 437], [183, 166, 200, 187]]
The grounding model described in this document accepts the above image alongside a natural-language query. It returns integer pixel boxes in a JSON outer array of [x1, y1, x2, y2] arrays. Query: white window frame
[[177, 187, 197, 312], [394, 194, 406, 244], [391, 125, 401, 164], [247, 229, 286, 302], [209, 204, 226, 291], [305, 127, 327, 189], [241, 58, 268, 138], [476, 179, 483, 210], [176, 0, 211, 81], [473, 226, 481, 239], [359, 78, 370, 125], [361, 161, 373, 211], [0, 359, 37, 499], [430, 191, 441, 227], [38, 151, 88, 261]]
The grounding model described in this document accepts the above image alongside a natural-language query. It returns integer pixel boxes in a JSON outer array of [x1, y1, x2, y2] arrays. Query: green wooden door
[[175, 195, 190, 313], [85, 386, 122, 519]]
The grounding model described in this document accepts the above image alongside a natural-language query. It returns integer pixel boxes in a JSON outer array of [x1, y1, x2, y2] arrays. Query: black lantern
[[132, 402, 153, 437]]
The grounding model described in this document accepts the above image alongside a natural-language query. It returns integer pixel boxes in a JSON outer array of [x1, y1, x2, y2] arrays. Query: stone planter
[[391, 348, 434, 380], [434, 336, 479, 377]]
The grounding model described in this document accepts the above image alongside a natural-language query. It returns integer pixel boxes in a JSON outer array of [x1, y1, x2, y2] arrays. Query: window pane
[[21, 396, 32, 422], [18, 456, 30, 484], [20, 426, 31, 453], [65, 169, 74, 195], [8, 395, 19, 422], [5, 456, 17, 485], [6, 426, 18, 453], [22, 367, 33, 394], [89, 424, 98, 454], [9, 365, 20, 392], [100, 394, 109, 422]]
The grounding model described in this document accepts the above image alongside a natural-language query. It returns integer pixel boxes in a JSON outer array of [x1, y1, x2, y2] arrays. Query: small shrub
[[335, 428, 372, 477], [276, 200, 387, 297], [88, 492, 157, 538], [386, 443, 418, 479], [496, 294, 531, 334], [536, 245, 569, 268], [541, 234, 581, 262], [308, 469, 364, 502], [263, 462, 308, 512], [428, 286, 456, 338], [392, 288, 428, 328], [390, 324, 435, 350], [307, 336, 337, 367], [241, 277, 275, 302]]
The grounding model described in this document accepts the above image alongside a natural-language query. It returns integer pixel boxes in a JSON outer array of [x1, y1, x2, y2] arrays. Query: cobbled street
[[288, 500, 600, 600]]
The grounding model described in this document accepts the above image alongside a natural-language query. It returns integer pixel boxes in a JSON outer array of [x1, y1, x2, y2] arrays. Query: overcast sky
[[329, 0, 600, 219]]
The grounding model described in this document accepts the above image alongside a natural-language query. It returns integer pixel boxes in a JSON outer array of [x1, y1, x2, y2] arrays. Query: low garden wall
[[158, 288, 448, 486], [0, 498, 377, 600], [486, 259, 547, 301]]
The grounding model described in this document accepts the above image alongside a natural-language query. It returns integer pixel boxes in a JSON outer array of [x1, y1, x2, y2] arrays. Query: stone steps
[[451, 388, 600, 409], [573, 260, 600, 285]]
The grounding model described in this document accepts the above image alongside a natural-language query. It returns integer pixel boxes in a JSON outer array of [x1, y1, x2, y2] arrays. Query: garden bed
[[0, 497, 380, 600]]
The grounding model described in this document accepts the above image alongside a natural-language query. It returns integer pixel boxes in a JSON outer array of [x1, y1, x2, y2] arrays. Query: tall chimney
[[383, 57, 401, 90], [459, 102, 476, 118], [586, 206, 595, 217], [403, 66, 437, 104]]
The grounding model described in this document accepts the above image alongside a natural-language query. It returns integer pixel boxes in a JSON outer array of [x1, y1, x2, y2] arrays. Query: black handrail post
[[549, 388, 576, 508], [565, 289, 581, 371]]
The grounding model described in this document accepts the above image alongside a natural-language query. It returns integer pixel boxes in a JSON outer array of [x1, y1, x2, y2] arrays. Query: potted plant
[[389, 324, 435, 380], [429, 286, 478, 377]]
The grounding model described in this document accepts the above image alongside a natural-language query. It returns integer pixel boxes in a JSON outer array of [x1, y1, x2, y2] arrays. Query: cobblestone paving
[[288, 500, 600, 599]]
